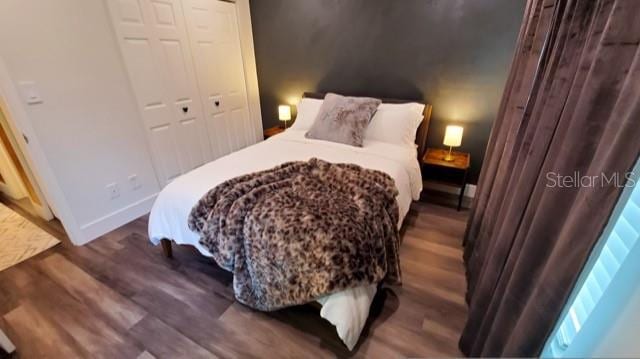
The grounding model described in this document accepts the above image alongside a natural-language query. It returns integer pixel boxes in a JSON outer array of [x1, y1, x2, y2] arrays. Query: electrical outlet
[[106, 183, 120, 199], [128, 174, 141, 190]]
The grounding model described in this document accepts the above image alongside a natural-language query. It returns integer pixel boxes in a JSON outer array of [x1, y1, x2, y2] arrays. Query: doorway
[[0, 101, 65, 271], [0, 103, 51, 219]]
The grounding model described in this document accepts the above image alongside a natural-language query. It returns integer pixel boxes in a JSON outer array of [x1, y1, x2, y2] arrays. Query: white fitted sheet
[[148, 129, 422, 350]]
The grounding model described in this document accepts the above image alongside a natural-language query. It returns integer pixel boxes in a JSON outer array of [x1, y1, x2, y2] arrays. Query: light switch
[[18, 81, 43, 105]]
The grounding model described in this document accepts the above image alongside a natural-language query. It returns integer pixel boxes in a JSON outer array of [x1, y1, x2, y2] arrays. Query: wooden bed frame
[[159, 92, 433, 259]]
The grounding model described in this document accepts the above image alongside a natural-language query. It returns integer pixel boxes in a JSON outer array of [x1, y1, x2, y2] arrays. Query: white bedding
[[148, 129, 422, 350]]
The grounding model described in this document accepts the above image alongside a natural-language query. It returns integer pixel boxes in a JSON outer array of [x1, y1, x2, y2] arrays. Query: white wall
[[0, 0, 161, 243]]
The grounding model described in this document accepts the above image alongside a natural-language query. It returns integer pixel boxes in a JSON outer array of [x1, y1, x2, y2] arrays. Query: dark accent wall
[[249, 0, 525, 183]]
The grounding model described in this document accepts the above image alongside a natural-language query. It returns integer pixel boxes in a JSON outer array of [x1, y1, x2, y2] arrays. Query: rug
[[0, 202, 60, 272]]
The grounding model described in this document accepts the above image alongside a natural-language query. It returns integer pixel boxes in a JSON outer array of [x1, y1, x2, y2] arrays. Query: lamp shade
[[443, 125, 463, 147], [278, 105, 291, 121]]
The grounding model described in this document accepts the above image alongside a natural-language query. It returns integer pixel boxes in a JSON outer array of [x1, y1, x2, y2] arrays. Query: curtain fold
[[460, 0, 640, 356]]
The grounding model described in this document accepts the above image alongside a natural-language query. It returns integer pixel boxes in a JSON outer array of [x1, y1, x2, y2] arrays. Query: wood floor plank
[[0, 195, 470, 358], [128, 316, 215, 359], [95, 236, 234, 312], [402, 258, 467, 295], [403, 234, 463, 259], [130, 286, 262, 358], [219, 303, 338, 358], [38, 253, 146, 330], [4, 301, 88, 358], [400, 238, 465, 274], [0, 258, 143, 358], [25, 278, 144, 358], [360, 318, 454, 358], [402, 271, 467, 307]]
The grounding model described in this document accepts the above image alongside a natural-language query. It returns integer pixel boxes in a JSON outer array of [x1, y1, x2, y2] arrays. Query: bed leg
[[160, 238, 173, 259]]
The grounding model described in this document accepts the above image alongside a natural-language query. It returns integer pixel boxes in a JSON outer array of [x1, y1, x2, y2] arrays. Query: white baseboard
[[424, 182, 477, 198], [78, 193, 157, 245]]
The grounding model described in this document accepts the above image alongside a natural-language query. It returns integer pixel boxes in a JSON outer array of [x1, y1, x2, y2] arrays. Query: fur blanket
[[188, 158, 401, 311]]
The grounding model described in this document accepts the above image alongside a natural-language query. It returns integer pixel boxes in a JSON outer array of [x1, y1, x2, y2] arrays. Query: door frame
[[0, 114, 29, 200], [0, 56, 84, 243], [0, 102, 52, 219]]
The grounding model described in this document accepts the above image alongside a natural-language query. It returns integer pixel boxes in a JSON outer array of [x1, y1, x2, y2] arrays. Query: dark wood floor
[[0, 192, 469, 358]]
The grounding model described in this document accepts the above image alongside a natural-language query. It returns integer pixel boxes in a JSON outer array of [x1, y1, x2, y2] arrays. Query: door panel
[[107, 0, 212, 186], [150, 0, 176, 26], [120, 38, 166, 110], [116, 0, 145, 24], [143, 0, 212, 172], [159, 40, 192, 101], [117, 33, 182, 185], [108, 0, 256, 186], [192, 40, 228, 156], [177, 116, 205, 171], [208, 112, 229, 157], [148, 124, 182, 182], [182, 0, 253, 157]]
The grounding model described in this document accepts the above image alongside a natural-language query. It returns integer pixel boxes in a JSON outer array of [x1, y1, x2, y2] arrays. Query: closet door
[[182, 0, 254, 157], [107, 0, 212, 186]]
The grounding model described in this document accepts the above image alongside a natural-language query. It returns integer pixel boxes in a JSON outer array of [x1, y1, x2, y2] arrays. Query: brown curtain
[[460, 0, 640, 356]]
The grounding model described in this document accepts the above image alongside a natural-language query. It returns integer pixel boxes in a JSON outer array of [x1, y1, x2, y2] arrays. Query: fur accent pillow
[[305, 93, 381, 147]]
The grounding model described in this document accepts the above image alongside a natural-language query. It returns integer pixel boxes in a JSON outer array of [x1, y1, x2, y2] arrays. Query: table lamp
[[443, 125, 463, 161], [278, 105, 291, 129]]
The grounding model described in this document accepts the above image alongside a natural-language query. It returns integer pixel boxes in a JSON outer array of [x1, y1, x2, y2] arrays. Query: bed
[[148, 92, 432, 349]]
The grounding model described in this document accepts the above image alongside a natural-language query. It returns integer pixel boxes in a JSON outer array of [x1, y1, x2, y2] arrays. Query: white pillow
[[378, 102, 425, 116], [365, 103, 425, 146], [290, 98, 323, 130]]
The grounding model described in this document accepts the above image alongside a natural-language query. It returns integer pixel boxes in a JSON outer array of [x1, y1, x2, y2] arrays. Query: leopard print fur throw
[[188, 158, 401, 311]]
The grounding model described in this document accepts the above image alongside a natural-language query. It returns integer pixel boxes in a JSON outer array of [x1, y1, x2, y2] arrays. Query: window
[[549, 167, 639, 355]]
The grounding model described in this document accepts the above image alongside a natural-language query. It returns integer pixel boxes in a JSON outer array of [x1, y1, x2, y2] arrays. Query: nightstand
[[422, 148, 471, 211], [263, 126, 285, 139]]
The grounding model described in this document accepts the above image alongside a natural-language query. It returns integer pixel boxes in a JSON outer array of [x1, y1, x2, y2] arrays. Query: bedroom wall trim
[[79, 193, 157, 242], [0, 56, 85, 243], [235, 0, 264, 142]]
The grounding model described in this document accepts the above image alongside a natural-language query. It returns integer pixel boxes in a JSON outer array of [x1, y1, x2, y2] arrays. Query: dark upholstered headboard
[[302, 92, 433, 158]]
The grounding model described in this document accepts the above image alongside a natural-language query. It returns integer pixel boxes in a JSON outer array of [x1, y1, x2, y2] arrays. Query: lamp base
[[444, 146, 455, 161]]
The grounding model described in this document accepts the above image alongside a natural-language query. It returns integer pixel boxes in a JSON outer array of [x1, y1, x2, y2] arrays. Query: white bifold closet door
[[182, 0, 254, 156], [107, 0, 255, 186]]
